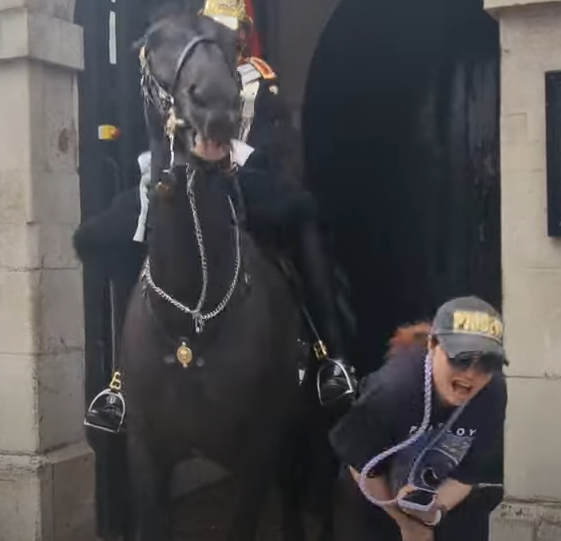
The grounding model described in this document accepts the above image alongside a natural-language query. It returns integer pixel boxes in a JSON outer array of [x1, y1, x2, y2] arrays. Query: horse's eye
[[188, 83, 206, 108]]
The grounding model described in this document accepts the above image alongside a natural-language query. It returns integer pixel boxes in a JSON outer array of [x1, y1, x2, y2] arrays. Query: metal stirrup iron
[[84, 371, 126, 434]]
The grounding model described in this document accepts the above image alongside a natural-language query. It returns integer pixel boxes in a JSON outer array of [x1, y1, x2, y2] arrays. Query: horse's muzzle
[[202, 109, 240, 146]]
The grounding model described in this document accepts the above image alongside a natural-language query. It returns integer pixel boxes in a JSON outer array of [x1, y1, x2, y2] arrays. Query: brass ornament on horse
[[176, 341, 193, 367]]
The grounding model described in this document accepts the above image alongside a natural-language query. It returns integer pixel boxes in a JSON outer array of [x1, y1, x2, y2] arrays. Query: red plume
[[385, 322, 431, 360], [244, 0, 262, 57]]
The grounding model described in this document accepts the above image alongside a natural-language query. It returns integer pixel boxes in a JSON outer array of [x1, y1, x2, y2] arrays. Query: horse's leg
[[127, 429, 172, 541], [278, 426, 306, 541], [315, 486, 335, 541], [311, 439, 337, 541], [227, 436, 282, 541], [278, 469, 306, 541]]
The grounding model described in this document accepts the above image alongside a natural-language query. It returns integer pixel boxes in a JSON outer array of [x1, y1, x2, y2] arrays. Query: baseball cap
[[431, 296, 507, 366]]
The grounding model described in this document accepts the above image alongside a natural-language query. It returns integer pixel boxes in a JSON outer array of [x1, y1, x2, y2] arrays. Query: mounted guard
[[99, 6, 345, 539], [78, 0, 356, 436], [202, 0, 287, 169]]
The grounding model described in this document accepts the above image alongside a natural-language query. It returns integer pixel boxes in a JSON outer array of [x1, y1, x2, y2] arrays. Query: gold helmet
[[202, 0, 249, 30]]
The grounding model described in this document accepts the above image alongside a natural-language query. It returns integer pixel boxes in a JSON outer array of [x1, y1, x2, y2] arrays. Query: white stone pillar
[[484, 1, 561, 539], [0, 3, 94, 540]]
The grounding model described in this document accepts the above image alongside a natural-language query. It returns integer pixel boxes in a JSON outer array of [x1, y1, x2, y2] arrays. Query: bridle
[[138, 31, 243, 336], [140, 35, 224, 157]]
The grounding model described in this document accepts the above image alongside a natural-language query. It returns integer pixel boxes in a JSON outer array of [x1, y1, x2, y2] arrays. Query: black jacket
[[330, 339, 507, 490]]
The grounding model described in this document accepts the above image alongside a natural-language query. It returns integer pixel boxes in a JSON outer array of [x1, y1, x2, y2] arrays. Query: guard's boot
[[296, 221, 357, 409]]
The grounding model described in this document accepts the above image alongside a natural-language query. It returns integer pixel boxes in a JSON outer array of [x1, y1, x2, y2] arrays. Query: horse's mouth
[[191, 133, 231, 162], [186, 108, 239, 162]]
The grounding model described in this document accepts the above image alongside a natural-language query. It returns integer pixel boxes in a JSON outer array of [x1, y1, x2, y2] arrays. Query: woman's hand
[[401, 505, 440, 525], [396, 485, 440, 525], [399, 519, 434, 541]]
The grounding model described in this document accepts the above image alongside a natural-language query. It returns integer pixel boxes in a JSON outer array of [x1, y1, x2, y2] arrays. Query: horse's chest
[[141, 355, 271, 459], [134, 332, 273, 418], [121, 257, 301, 461]]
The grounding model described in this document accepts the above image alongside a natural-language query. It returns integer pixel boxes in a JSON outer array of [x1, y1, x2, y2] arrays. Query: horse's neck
[[149, 168, 237, 315]]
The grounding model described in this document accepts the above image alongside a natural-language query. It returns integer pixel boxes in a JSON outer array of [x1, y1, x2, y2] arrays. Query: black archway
[[302, 0, 501, 376]]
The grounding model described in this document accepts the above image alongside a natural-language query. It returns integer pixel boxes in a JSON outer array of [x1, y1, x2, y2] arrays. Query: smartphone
[[397, 489, 437, 513]]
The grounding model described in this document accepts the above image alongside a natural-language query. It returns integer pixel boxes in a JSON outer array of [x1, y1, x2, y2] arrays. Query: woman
[[330, 296, 507, 541]]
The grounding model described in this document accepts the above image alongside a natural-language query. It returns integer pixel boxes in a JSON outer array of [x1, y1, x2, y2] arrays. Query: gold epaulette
[[247, 57, 277, 81]]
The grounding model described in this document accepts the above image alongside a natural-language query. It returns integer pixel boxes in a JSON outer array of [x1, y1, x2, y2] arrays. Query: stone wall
[[275, 0, 343, 127], [0, 1, 94, 539], [486, 1, 561, 539]]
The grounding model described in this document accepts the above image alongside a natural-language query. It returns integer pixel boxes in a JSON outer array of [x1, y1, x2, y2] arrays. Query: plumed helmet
[[202, 0, 249, 30]]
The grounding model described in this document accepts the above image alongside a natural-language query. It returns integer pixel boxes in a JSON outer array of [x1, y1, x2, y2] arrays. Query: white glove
[[133, 150, 151, 243], [231, 139, 255, 166]]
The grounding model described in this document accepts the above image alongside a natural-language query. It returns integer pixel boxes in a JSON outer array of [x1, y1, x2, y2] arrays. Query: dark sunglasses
[[448, 351, 506, 374]]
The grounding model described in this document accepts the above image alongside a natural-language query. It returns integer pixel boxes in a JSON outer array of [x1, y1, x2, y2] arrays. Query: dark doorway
[[302, 0, 501, 376]]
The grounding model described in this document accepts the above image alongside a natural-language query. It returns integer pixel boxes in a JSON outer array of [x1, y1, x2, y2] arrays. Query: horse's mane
[[384, 321, 431, 361], [147, 0, 202, 24]]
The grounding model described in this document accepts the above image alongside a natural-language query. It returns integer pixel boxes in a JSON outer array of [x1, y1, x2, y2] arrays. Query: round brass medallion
[[176, 342, 193, 368]]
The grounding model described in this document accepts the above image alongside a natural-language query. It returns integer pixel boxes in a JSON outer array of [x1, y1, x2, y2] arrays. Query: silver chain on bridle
[[142, 167, 242, 335]]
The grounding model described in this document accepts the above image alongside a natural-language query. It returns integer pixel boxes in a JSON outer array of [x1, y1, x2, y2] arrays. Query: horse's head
[[140, 3, 241, 164]]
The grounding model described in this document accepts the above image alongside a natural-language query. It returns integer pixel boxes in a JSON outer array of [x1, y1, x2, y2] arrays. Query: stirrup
[[84, 389, 126, 434], [316, 358, 356, 407]]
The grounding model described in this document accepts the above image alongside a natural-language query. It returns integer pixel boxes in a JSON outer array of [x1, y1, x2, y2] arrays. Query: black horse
[[117, 6, 329, 541]]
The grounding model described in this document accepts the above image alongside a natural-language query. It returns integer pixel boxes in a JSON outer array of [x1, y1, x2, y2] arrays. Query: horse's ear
[[132, 36, 146, 53], [146, 0, 200, 24], [385, 321, 431, 360], [136, 0, 202, 53]]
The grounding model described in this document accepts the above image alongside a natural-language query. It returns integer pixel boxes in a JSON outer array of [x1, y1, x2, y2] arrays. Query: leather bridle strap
[[170, 36, 217, 95]]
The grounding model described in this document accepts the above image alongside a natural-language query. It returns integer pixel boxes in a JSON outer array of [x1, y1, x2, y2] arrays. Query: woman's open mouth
[[451, 379, 474, 400]]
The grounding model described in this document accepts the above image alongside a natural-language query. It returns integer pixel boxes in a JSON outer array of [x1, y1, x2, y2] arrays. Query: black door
[[302, 0, 501, 376], [75, 0, 148, 535]]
